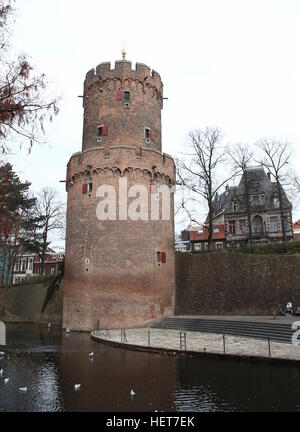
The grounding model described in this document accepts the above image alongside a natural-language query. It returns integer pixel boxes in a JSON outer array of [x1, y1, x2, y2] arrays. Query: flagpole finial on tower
[[121, 41, 127, 60]]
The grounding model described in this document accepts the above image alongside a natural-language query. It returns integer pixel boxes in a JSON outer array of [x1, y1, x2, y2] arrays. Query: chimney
[[267, 172, 271, 180]]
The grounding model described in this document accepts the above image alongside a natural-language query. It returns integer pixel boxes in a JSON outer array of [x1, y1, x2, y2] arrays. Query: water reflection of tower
[[63, 53, 176, 331]]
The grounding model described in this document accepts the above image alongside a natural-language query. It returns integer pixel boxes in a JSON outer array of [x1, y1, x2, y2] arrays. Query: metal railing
[[121, 328, 127, 343]]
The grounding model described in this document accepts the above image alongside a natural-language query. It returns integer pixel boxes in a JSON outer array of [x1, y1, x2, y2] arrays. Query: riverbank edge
[[91, 332, 300, 367]]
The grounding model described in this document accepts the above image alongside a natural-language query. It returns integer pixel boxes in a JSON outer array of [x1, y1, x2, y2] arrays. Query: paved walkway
[[91, 327, 300, 363]]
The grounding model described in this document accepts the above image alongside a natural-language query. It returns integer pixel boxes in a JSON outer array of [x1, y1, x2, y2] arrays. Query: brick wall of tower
[[63, 60, 175, 331]]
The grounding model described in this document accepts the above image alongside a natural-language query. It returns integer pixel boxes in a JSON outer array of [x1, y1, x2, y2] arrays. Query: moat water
[[0, 323, 300, 412]]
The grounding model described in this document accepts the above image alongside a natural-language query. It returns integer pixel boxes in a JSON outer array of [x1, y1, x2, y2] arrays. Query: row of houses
[[176, 166, 298, 252], [12, 249, 64, 285]]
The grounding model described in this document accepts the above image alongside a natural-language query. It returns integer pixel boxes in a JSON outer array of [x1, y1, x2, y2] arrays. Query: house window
[[21, 260, 26, 272], [239, 219, 246, 235], [194, 243, 201, 251], [51, 268, 55, 275], [270, 216, 278, 233], [284, 215, 289, 232], [15, 261, 19, 272], [229, 220, 236, 235], [213, 227, 220, 234], [252, 195, 260, 206], [28, 258, 33, 271], [197, 229, 204, 235], [233, 202, 239, 211], [216, 243, 223, 250]]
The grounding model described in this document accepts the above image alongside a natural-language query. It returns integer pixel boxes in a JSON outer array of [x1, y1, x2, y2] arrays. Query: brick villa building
[[212, 166, 293, 247], [180, 166, 294, 251]]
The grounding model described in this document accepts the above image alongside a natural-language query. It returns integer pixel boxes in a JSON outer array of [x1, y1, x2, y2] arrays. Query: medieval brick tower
[[63, 54, 176, 331]]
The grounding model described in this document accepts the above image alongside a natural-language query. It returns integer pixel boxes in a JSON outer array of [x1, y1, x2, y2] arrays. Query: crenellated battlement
[[84, 60, 163, 94]]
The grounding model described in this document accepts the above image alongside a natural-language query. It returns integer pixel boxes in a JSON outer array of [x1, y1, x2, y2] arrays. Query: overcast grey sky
[[6, 0, 300, 239]]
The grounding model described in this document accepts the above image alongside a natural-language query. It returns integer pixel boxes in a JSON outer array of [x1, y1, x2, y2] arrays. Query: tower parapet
[[82, 60, 163, 154]]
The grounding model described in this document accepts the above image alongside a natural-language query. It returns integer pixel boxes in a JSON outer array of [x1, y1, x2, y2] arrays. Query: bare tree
[[34, 188, 65, 275], [227, 143, 255, 245], [255, 138, 293, 241], [176, 127, 236, 250], [0, 0, 59, 154]]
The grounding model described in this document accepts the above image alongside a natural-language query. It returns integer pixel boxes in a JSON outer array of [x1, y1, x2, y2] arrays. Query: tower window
[[145, 128, 150, 144], [88, 183, 93, 194], [97, 124, 108, 141], [124, 91, 130, 102], [156, 251, 161, 264]]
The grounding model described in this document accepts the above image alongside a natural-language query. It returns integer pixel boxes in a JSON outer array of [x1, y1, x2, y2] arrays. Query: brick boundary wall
[[175, 251, 300, 316]]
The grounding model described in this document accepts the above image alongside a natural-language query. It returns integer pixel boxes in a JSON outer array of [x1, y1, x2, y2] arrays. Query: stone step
[[152, 317, 295, 344]]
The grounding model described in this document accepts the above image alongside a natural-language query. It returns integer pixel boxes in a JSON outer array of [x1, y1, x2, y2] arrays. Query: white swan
[[74, 384, 81, 390], [4, 378, 9, 384], [130, 389, 135, 397], [19, 387, 27, 392], [89, 352, 94, 358], [0, 369, 3, 376]]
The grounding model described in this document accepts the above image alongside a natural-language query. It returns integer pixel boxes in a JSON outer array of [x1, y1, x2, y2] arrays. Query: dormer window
[[233, 202, 239, 211], [273, 197, 279, 208]]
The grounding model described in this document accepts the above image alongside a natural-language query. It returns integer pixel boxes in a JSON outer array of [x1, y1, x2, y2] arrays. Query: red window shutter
[[161, 252, 166, 264], [103, 124, 108, 136], [82, 183, 88, 194], [117, 90, 124, 101], [150, 130, 155, 140]]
